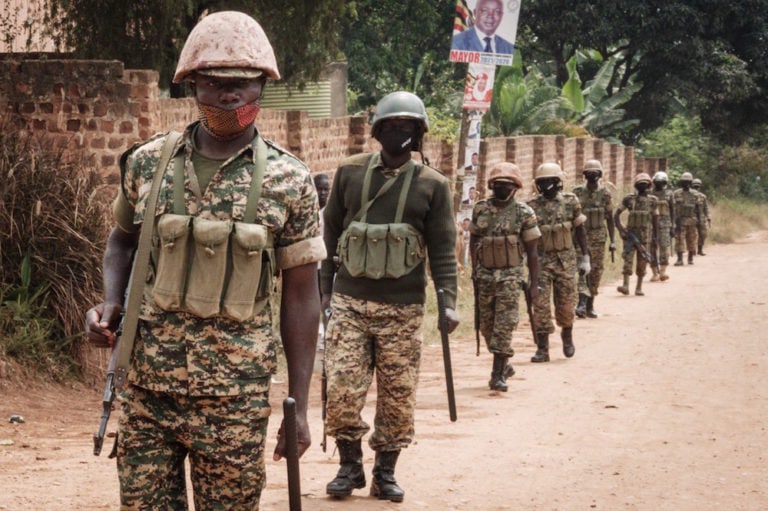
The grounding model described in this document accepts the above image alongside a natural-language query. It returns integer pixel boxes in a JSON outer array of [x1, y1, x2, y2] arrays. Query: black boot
[[326, 439, 366, 498], [574, 293, 588, 318], [370, 450, 404, 502], [688, 251, 695, 265], [489, 353, 513, 392], [674, 252, 684, 266], [586, 296, 598, 318], [531, 333, 550, 363], [561, 327, 575, 358], [698, 244, 706, 256]]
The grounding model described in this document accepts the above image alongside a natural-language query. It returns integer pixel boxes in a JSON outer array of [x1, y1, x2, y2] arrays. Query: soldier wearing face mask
[[572, 159, 615, 318], [320, 91, 459, 503], [614, 173, 660, 296], [469, 162, 540, 391], [527, 162, 589, 363], [672, 172, 701, 266], [650, 171, 675, 281]]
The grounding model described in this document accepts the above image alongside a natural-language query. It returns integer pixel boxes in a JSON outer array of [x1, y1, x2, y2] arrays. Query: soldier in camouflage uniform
[[650, 171, 675, 282], [85, 12, 325, 510], [673, 172, 701, 265], [470, 162, 540, 392], [614, 173, 659, 296], [572, 159, 616, 319], [320, 91, 458, 503], [527, 162, 590, 362], [691, 178, 711, 256]]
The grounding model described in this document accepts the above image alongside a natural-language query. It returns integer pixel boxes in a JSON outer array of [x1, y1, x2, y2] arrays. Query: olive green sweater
[[320, 152, 458, 309]]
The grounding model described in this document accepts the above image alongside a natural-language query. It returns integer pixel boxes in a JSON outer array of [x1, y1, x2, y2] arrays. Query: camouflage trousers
[[476, 265, 525, 357], [577, 231, 607, 296], [655, 216, 673, 265], [676, 223, 698, 253], [698, 221, 709, 246], [117, 384, 271, 511], [324, 293, 423, 451], [533, 251, 577, 334], [622, 231, 651, 277]]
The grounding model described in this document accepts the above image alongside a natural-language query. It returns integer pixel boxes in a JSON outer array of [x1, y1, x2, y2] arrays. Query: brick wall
[[1, 58, 664, 196]]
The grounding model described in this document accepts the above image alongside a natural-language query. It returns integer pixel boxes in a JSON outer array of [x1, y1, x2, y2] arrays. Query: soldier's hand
[[85, 302, 121, 348], [273, 411, 311, 461], [442, 307, 460, 334], [578, 254, 591, 276], [609, 241, 616, 252], [528, 283, 540, 301]]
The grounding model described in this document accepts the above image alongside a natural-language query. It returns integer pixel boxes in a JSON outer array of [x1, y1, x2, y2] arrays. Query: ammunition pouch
[[539, 221, 572, 252], [338, 221, 425, 279], [584, 207, 604, 229], [627, 210, 651, 230], [479, 235, 522, 269]]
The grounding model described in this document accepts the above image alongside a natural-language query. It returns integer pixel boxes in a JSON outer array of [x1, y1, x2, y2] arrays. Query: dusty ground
[[1, 232, 767, 511]]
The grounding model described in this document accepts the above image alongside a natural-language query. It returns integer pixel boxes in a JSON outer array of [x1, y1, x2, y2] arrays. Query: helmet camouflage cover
[[534, 162, 563, 181], [488, 162, 523, 188]]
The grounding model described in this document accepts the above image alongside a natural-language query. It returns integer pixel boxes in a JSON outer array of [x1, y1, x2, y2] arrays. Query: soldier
[[614, 173, 659, 296], [470, 162, 540, 391], [320, 91, 459, 502], [84, 12, 325, 509], [650, 171, 675, 281], [691, 178, 711, 256], [672, 172, 701, 265], [572, 159, 616, 318], [527, 162, 590, 362]]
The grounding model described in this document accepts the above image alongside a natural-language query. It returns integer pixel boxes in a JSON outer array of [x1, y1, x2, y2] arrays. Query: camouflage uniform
[[615, 193, 659, 277], [527, 192, 586, 335], [650, 188, 675, 266], [470, 198, 540, 356], [572, 185, 613, 297], [113, 122, 324, 510], [694, 189, 710, 254], [673, 188, 701, 255]]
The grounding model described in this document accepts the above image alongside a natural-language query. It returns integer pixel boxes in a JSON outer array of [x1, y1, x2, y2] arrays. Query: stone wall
[[1, 58, 665, 196]]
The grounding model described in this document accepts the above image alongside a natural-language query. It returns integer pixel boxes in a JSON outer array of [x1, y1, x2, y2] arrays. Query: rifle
[[436, 289, 457, 422], [320, 308, 331, 453], [282, 397, 303, 511], [472, 273, 480, 357], [623, 231, 651, 263], [93, 320, 122, 457], [610, 243, 616, 263], [522, 281, 537, 344]]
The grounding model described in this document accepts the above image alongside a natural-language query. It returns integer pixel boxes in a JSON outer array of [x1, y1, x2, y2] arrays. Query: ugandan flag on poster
[[454, 0, 474, 32]]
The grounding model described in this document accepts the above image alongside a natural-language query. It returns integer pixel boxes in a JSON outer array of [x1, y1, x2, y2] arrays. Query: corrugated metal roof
[[261, 81, 332, 118]]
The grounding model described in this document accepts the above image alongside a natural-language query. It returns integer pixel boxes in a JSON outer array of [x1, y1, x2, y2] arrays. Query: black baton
[[283, 397, 302, 511], [437, 289, 457, 422]]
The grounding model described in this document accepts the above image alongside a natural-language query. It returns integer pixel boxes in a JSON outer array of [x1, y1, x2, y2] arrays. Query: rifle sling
[[115, 131, 182, 388]]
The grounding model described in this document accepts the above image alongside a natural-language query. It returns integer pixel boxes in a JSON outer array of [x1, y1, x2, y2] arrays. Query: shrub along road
[[1, 232, 767, 510]]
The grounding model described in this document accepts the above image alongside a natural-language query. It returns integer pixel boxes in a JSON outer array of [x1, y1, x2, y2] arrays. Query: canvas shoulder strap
[[115, 131, 181, 388]]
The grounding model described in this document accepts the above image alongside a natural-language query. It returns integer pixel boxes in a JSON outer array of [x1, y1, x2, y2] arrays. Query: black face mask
[[635, 183, 650, 193], [584, 173, 600, 183], [537, 178, 560, 199], [378, 131, 415, 156], [492, 183, 517, 202], [654, 181, 666, 190], [682, 182, 691, 191]]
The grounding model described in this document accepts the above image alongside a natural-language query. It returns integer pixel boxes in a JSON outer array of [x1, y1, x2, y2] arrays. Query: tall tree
[[48, 0, 350, 93]]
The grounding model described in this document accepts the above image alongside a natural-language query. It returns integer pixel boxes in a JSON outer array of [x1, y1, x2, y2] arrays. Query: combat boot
[[635, 276, 645, 296], [326, 439, 366, 498], [650, 267, 660, 282], [531, 333, 550, 363], [574, 293, 588, 318], [488, 353, 514, 392], [674, 252, 684, 266], [617, 275, 630, 295], [561, 327, 575, 358], [586, 296, 598, 318], [370, 450, 404, 502], [698, 244, 706, 256], [659, 265, 670, 282]]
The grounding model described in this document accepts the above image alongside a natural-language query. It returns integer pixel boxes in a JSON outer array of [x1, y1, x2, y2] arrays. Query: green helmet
[[534, 162, 563, 181], [583, 159, 603, 176], [679, 172, 693, 182], [371, 91, 429, 136]]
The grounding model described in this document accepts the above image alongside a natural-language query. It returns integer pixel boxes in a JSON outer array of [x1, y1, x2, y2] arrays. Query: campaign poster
[[449, 0, 521, 67], [463, 63, 496, 111]]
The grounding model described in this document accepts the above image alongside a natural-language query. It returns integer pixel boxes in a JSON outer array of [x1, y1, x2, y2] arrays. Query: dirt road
[[1, 232, 767, 510]]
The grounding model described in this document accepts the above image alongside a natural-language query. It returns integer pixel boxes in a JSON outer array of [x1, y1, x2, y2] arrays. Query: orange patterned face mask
[[197, 101, 260, 140]]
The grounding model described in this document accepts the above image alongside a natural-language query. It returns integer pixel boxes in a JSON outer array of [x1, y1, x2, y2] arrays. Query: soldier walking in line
[[691, 178, 711, 256], [614, 173, 659, 296], [527, 162, 590, 362], [470, 162, 540, 391], [672, 172, 701, 266], [650, 171, 675, 281], [572, 159, 615, 319], [320, 91, 459, 503]]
